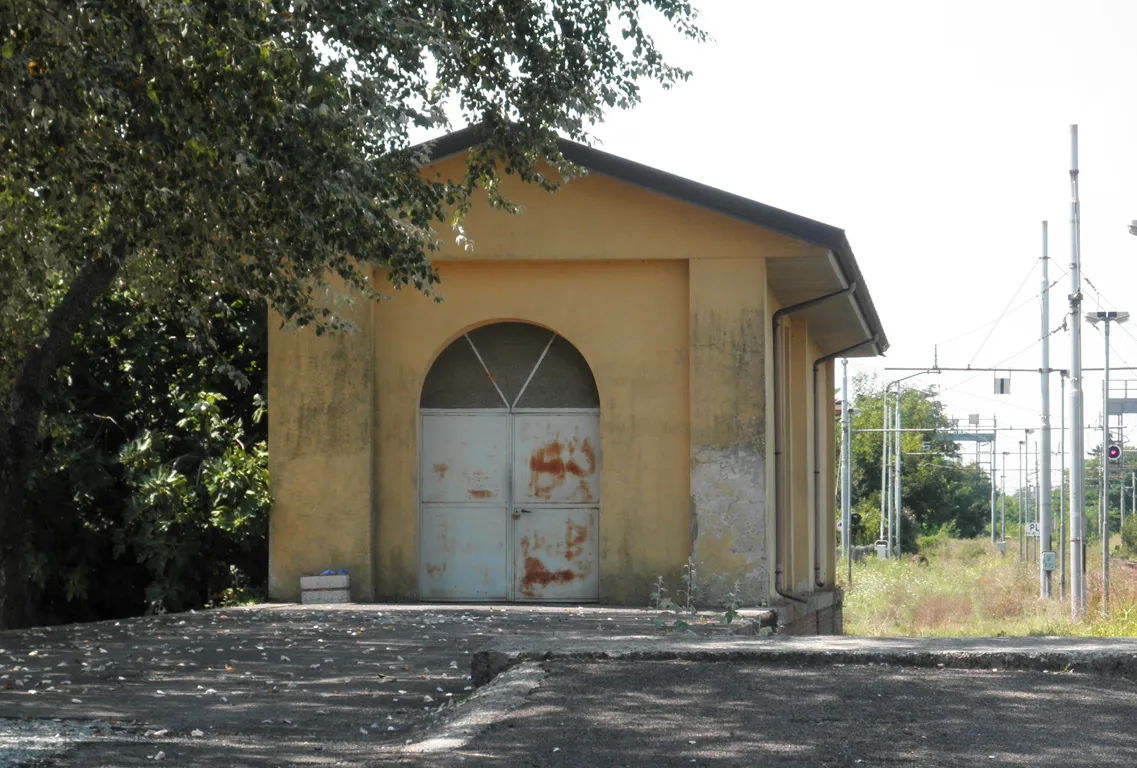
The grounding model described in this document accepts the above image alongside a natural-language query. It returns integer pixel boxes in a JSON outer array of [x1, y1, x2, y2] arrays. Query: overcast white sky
[[578, 0, 1137, 490]]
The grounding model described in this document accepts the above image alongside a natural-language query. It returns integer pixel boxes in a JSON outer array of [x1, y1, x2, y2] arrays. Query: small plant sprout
[[679, 557, 698, 615], [722, 580, 741, 626]]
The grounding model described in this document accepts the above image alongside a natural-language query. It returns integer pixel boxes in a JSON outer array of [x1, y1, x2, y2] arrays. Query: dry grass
[[841, 538, 1137, 637]]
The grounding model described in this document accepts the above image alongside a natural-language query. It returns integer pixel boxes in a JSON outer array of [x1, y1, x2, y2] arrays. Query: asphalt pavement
[[396, 659, 1137, 767], [3, 605, 1137, 766]]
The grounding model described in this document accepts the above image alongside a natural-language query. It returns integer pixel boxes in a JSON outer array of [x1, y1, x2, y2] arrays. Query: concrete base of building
[[771, 588, 843, 635]]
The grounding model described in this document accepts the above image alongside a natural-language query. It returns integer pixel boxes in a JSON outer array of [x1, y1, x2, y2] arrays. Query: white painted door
[[419, 324, 600, 602], [419, 412, 510, 600]]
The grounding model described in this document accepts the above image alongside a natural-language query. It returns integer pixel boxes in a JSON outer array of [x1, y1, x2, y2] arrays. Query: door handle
[[518, 508, 533, 514]]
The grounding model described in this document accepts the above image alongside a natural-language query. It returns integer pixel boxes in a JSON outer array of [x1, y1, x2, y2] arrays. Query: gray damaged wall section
[[690, 445, 768, 606]]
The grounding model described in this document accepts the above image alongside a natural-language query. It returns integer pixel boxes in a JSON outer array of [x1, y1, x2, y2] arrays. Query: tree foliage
[[25, 286, 268, 622], [840, 375, 996, 550], [1, 0, 705, 627]]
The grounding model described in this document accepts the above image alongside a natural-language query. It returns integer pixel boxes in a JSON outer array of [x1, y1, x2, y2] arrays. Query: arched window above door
[[420, 322, 599, 410]]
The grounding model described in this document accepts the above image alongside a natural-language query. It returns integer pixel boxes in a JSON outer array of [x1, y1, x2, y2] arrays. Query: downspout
[[812, 334, 880, 588], [773, 283, 858, 604]]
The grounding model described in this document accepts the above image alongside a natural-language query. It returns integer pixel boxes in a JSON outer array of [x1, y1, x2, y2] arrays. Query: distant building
[[267, 127, 888, 634]]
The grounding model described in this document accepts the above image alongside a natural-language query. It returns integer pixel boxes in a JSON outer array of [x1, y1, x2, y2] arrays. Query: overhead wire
[[940, 319, 1065, 395], [966, 258, 1040, 367], [934, 267, 1069, 349]]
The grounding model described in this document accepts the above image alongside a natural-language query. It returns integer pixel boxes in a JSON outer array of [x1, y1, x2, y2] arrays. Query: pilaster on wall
[[688, 258, 768, 606], [267, 290, 375, 602]]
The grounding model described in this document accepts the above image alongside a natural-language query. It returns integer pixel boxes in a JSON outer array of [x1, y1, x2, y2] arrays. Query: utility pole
[[1068, 125, 1086, 620], [1087, 312, 1128, 614], [841, 359, 852, 584], [1034, 451, 1041, 564], [1039, 225, 1051, 601], [1060, 373, 1067, 601], [1023, 439, 1032, 559], [990, 428, 997, 544], [895, 385, 903, 558], [1001, 451, 1008, 552], [880, 397, 890, 556]]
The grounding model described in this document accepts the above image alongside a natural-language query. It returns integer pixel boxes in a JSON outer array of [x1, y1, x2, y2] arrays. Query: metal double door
[[419, 408, 600, 602]]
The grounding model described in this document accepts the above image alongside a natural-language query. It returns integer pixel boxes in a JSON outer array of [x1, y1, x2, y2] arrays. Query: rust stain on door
[[516, 518, 595, 598], [433, 463, 449, 480], [519, 556, 576, 597], [529, 437, 596, 501], [564, 521, 590, 561], [464, 470, 495, 500]]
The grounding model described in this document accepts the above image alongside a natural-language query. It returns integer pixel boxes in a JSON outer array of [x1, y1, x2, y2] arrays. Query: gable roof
[[419, 125, 888, 357]]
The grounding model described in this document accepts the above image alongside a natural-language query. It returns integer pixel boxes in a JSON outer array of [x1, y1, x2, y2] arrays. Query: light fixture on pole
[[1086, 309, 1129, 616]]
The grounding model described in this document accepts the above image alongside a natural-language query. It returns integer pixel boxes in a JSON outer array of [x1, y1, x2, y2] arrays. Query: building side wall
[[266, 157, 851, 617]]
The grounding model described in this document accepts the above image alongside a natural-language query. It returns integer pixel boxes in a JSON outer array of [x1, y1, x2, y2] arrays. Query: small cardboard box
[[300, 573, 350, 604]]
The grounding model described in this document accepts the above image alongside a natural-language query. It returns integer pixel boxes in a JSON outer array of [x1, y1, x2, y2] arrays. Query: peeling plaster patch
[[691, 445, 767, 605]]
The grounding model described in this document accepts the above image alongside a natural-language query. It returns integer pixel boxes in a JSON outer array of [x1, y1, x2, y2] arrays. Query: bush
[[1122, 514, 1137, 558], [19, 289, 269, 623]]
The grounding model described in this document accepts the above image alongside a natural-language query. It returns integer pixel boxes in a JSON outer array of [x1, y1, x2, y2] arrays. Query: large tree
[[0, 0, 704, 627]]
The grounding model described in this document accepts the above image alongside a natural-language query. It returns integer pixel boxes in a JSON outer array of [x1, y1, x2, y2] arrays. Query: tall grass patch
[[842, 538, 1137, 637]]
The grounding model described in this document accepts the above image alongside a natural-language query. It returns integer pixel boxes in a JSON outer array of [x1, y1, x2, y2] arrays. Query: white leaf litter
[[191, 729, 204, 738]]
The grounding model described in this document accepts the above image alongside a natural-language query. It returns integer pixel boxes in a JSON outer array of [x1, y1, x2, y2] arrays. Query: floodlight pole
[[1103, 317, 1111, 614], [1082, 309, 1127, 614]]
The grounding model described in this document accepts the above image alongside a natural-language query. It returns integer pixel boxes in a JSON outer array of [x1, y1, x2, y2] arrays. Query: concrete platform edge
[[471, 642, 1137, 686]]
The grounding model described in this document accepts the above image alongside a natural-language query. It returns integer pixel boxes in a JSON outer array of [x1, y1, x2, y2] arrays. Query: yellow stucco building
[[267, 127, 888, 633]]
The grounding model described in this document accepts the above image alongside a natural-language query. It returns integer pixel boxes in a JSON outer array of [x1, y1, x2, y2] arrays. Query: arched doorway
[[419, 322, 600, 602]]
